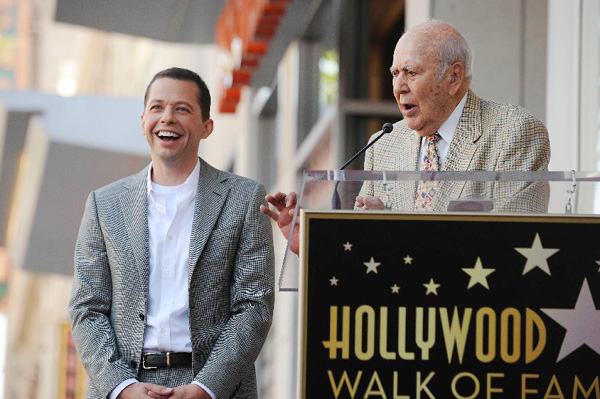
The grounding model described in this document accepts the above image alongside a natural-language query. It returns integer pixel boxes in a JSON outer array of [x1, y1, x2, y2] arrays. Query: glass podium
[[280, 170, 600, 291], [290, 170, 600, 399]]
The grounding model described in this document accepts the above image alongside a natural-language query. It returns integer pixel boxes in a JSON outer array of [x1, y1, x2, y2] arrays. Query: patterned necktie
[[415, 133, 441, 210]]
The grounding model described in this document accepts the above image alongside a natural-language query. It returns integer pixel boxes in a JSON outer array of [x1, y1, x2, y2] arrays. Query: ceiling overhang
[[54, 0, 226, 44]]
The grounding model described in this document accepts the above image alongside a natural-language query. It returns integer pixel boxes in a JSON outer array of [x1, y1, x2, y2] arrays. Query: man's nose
[[161, 107, 175, 123], [393, 76, 408, 94]]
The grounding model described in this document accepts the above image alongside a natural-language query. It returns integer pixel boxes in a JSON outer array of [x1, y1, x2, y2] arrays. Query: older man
[[261, 21, 550, 253]]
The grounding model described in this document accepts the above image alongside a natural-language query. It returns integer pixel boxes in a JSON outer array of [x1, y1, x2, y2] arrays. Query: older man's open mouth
[[401, 103, 417, 116]]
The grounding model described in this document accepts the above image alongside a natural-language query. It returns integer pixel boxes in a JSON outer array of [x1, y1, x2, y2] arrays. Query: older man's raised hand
[[260, 192, 300, 255]]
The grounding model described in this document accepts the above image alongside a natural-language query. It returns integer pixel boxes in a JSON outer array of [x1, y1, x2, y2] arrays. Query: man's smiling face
[[141, 77, 213, 166]]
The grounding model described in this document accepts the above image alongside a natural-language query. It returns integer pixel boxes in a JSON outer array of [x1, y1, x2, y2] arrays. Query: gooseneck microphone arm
[[332, 122, 394, 209], [338, 122, 394, 170]]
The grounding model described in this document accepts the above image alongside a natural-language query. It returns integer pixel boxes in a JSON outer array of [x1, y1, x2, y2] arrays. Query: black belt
[[142, 352, 192, 369]]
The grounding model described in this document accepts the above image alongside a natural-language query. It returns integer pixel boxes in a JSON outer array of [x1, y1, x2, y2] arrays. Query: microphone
[[332, 122, 394, 209], [338, 122, 394, 170]]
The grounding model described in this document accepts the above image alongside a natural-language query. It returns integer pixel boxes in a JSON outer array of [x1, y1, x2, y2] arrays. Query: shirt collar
[[146, 159, 201, 197], [436, 92, 468, 144]]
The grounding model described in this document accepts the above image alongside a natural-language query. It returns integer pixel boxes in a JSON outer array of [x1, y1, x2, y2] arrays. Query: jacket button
[[130, 360, 137, 368], [139, 313, 145, 321]]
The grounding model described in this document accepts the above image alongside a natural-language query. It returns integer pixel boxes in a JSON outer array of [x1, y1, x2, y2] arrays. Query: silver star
[[596, 260, 600, 272], [542, 279, 600, 361], [403, 255, 413, 265], [515, 233, 559, 275], [423, 278, 440, 295], [343, 241, 353, 251], [363, 257, 381, 274], [390, 284, 400, 294], [462, 257, 495, 289], [329, 276, 339, 286]]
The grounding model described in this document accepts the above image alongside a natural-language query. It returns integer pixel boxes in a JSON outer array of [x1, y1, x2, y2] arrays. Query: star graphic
[[423, 278, 440, 295], [343, 241, 353, 251], [596, 261, 600, 272], [329, 276, 339, 286], [403, 255, 413, 265], [390, 284, 400, 294], [515, 233, 559, 275], [363, 257, 381, 274], [462, 257, 495, 289], [541, 278, 600, 362]]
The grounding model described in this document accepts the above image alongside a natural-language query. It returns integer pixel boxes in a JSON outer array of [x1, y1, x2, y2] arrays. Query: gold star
[[329, 276, 339, 286], [462, 257, 495, 289], [423, 278, 440, 295], [515, 233, 559, 275], [403, 255, 413, 265], [343, 241, 353, 251], [363, 257, 381, 274], [390, 284, 400, 294]]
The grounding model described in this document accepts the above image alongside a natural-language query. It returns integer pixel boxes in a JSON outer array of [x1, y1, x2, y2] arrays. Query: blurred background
[[0, 0, 598, 398]]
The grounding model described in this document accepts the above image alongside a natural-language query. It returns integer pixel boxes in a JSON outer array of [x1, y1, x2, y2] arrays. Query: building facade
[[1, 1, 599, 399]]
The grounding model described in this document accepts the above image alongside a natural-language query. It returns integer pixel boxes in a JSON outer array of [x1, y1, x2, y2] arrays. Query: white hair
[[406, 20, 474, 82], [437, 28, 473, 81]]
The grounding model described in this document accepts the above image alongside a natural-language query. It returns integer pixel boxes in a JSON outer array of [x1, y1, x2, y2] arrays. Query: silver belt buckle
[[142, 354, 157, 370]]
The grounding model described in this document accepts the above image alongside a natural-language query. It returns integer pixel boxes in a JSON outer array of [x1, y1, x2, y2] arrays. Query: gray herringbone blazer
[[69, 158, 274, 399], [358, 90, 551, 212]]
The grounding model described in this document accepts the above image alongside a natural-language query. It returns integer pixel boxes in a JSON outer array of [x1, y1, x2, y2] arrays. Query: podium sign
[[298, 211, 600, 399]]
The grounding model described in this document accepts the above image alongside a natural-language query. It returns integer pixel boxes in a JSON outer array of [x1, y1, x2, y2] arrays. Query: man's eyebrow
[[175, 100, 194, 108], [147, 99, 194, 109]]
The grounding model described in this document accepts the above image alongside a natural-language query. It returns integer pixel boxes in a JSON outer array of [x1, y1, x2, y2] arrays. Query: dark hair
[[144, 67, 211, 120]]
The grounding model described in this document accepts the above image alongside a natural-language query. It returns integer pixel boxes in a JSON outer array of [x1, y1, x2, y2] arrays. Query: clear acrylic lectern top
[[278, 170, 600, 291]]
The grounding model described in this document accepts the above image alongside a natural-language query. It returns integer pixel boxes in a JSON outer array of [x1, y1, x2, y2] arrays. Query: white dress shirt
[[418, 92, 468, 169], [110, 160, 216, 399], [144, 162, 197, 353]]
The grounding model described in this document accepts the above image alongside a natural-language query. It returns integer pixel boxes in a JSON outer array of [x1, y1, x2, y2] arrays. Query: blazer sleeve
[[194, 182, 275, 398], [68, 192, 137, 398], [493, 110, 551, 213], [496, 110, 550, 172]]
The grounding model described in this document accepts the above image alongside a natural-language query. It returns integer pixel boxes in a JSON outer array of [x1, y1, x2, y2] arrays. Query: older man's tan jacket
[[359, 90, 551, 212]]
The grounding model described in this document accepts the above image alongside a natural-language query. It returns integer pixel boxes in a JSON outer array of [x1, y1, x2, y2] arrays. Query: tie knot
[[427, 133, 441, 144]]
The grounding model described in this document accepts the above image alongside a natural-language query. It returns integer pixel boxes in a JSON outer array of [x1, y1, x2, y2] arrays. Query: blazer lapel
[[434, 90, 482, 207], [443, 90, 482, 172], [120, 167, 150, 291], [188, 158, 230, 280], [394, 128, 421, 211]]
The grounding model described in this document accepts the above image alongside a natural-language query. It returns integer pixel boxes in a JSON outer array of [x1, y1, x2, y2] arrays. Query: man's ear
[[448, 62, 465, 96], [141, 113, 145, 135], [201, 119, 214, 139]]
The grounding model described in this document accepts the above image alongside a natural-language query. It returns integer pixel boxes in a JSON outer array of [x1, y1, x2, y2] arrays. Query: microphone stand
[[332, 123, 394, 209]]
